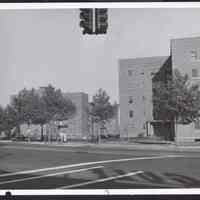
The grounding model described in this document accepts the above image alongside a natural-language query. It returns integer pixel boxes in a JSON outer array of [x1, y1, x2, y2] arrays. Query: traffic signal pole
[[79, 8, 108, 35], [92, 8, 95, 34]]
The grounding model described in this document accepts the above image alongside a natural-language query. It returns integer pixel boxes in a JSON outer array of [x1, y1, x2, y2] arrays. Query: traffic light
[[95, 8, 108, 34], [79, 9, 93, 35]]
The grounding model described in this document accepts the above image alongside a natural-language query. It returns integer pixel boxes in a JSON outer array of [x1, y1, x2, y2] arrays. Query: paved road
[[0, 142, 200, 189]]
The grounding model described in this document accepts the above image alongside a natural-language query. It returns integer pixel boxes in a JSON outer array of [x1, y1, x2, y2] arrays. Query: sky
[[1, 8, 200, 106]]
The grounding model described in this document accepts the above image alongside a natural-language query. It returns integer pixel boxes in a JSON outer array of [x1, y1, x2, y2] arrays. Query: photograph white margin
[[0, 1, 200, 195]]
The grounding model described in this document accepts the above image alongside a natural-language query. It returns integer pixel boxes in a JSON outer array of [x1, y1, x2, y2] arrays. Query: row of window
[[128, 96, 145, 104], [128, 70, 145, 76], [129, 68, 200, 78], [128, 66, 199, 79], [129, 68, 199, 78], [190, 50, 200, 61]]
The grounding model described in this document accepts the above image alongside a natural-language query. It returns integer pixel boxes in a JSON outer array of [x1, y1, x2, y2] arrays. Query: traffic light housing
[[79, 9, 93, 35], [95, 8, 108, 34]]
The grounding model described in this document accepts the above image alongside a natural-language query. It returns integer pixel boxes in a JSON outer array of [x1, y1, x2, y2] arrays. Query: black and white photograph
[[1, 5, 200, 190]]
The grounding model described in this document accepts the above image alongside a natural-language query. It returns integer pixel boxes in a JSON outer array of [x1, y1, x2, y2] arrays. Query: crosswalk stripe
[[59, 170, 144, 189], [0, 166, 104, 185], [0, 155, 182, 178]]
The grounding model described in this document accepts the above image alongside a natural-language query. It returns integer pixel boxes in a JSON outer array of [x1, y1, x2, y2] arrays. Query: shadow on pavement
[[1, 167, 200, 189]]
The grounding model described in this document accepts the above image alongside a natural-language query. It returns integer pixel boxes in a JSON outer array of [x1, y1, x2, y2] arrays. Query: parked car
[[12, 135, 28, 142]]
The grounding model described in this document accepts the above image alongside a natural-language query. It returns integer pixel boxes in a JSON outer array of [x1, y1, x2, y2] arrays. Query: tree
[[153, 68, 200, 125], [90, 88, 117, 141], [8, 85, 76, 140], [38, 85, 76, 141], [9, 88, 40, 136], [3, 105, 18, 137], [0, 106, 4, 133], [40, 85, 76, 121]]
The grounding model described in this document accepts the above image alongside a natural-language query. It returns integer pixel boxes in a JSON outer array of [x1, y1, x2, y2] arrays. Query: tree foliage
[[90, 88, 117, 124], [153, 69, 200, 124], [40, 85, 76, 122], [0, 106, 4, 132], [2, 85, 76, 139]]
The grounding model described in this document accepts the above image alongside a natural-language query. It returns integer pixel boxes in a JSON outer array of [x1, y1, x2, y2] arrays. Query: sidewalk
[[2, 140, 200, 153]]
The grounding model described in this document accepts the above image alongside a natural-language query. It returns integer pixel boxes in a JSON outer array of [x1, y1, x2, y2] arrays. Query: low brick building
[[18, 90, 119, 142], [60, 92, 89, 140], [18, 91, 89, 141]]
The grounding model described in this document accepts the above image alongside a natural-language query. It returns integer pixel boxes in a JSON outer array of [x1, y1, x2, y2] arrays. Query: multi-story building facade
[[119, 56, 169, 138], [171, 37, 200, 142], [61, 92, 89, 140], [119, 36, 200, 142]]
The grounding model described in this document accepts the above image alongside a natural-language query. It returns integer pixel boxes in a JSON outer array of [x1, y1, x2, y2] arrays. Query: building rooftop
[[170, 35, 200, 42], [119, 56, 169, 68]]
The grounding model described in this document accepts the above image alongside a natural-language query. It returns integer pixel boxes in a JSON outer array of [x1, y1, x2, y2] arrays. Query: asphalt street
[[0, 141, 200, 189]]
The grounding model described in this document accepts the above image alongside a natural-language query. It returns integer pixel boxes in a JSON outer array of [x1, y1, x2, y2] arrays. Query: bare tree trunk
[[40, 124, 44, 141], [175, 116, 178, 143], [17, 124, 21, 136], [91, 118, 94, 143]]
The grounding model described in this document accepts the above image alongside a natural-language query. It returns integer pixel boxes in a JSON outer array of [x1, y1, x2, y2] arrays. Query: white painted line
[[0, 155, 182, 178], [59, 170, 144, 189], [0, 166, 104, 185], [115, 179, 183, 188]]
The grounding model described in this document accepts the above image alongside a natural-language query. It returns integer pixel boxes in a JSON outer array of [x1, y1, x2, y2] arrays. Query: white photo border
[[0, 2, 200, 195]]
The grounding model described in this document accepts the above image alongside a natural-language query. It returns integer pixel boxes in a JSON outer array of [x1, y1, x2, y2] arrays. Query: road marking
[[0, 166, 104, 185], [59, 170, 144, 189], [0, 155, 182, 178], [115, 179, 183, 188]]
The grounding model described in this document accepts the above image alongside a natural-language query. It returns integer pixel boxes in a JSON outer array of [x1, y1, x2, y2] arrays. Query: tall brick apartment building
[[119, 36, 200, 142], [119, 56, 171, 139]]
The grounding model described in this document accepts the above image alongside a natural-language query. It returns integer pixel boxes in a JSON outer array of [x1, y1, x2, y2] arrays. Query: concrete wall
[[176, 123, 200, 142]]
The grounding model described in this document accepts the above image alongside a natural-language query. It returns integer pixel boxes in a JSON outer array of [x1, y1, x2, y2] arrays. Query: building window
[[128, 70, 133, 76], [129, 110, 134, 118], [192, 68, 199, 77], [129, 96, 133, 104], [190, 50, 198, 61], [151, 72, 156, 76]]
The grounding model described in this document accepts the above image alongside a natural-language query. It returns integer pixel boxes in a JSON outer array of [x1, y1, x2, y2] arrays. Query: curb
[[1, 140, 200, 153]]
